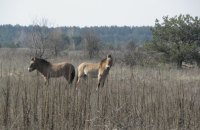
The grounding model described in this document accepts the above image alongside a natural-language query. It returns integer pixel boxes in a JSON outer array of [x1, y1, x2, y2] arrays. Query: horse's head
[[105, 54, 113, 69], [28, 57, 50, 72], [28, 57, 38, 72]]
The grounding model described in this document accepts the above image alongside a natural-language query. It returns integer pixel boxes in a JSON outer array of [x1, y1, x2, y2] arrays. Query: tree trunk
[[54, 46, 58, 57], [194, 55, 200, 68], [177, 59, 183, 69], [196, 60, 200, 68]]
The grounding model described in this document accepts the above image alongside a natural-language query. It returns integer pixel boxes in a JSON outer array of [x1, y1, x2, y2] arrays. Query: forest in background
[[0, 25, 152, 48]]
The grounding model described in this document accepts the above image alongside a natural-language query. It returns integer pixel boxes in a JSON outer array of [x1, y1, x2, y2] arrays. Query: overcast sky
[[0, 0, 199, 27]]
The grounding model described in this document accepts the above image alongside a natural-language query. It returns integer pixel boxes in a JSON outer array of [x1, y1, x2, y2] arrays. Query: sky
[[0, 0, 200, 27]]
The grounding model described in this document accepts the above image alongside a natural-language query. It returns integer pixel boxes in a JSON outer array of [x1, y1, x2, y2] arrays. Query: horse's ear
[[31, 57, 36, 61], [107, 54, 112, 59]]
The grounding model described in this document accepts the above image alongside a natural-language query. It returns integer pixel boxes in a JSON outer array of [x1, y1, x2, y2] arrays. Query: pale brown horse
[[28, 57, 75, 85], [76, 54, 113, 90], [97, 54, 113, 89]]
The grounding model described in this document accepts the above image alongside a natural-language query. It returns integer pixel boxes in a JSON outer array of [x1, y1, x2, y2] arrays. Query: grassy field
[[0, 48, 200, 130]]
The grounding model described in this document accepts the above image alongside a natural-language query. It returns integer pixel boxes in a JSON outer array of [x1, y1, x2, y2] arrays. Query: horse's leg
[[76, 74, 82, 90], [102, 75, 108, 88], [44, 77, 49, 86], [97, 74, 102, 91], [63, 76, 69, 88], [101, 79, 105, 88], [43, 76, 47, 85], [77, 76, 81, 84], [76, 71, 86, 84], [76, 75, 82, 87], [76, 71, 82, 84], [83, 74, 88, 80]]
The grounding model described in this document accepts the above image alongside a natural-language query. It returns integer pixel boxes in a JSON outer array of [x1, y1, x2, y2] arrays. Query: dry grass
[[0, 48, 200, 130]]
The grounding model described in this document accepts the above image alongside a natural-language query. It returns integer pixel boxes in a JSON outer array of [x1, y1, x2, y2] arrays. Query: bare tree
[[49, 27, 65, 57], [123, 41, 138, 67], [82, 30, 101, 59], [28, 18, 52, 58], [67, 28, 76, 50]]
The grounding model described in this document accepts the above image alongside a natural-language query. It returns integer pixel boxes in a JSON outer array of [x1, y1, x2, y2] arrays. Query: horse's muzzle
[[28, 67, 33, 72], [106, 65, 111, 69]]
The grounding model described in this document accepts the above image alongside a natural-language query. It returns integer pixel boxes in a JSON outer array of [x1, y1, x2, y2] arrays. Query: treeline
[[0, 25, 152, 48]]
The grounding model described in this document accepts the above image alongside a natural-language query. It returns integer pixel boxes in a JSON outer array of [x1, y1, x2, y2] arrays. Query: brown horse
[[76, 54, 113, 90], [28, 57, 75, 85]]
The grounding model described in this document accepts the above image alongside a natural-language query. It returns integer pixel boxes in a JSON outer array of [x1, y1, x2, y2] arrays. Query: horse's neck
[[100, 62, 105, 69], [37, 64, 51, 77]]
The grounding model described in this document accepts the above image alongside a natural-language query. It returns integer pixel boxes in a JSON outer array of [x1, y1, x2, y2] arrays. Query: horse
[[97, 54, 113, 89], [76, 54, 113, 90], [28, 57, 75, 85]]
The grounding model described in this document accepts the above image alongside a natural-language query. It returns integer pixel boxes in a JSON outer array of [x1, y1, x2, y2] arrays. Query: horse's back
[[50, 62, 75, 76], [78, 62, 99, 76]]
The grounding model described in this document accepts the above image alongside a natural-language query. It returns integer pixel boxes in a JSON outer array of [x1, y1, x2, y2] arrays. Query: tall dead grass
[[0, 48, 200, 130]]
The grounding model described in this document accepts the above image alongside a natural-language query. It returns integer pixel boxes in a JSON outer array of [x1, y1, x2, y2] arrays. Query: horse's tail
[[69, 66, 75, 84], [75, 68, 79, 84]]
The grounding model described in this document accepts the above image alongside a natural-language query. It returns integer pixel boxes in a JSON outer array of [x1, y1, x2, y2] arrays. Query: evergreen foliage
[[148, 14, 200, 68]]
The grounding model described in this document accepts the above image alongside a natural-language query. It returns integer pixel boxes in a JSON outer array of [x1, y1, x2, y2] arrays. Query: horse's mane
[[100, 55, 112, 67], [38, 58, 51, 66], [100, 58, 107, 66]]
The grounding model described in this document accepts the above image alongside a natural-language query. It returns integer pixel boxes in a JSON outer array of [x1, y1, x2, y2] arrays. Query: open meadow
[[0, 48, 200, 130]]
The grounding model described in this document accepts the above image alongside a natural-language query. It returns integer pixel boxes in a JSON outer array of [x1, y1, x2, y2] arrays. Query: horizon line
[[0, 23, 153, 28]]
